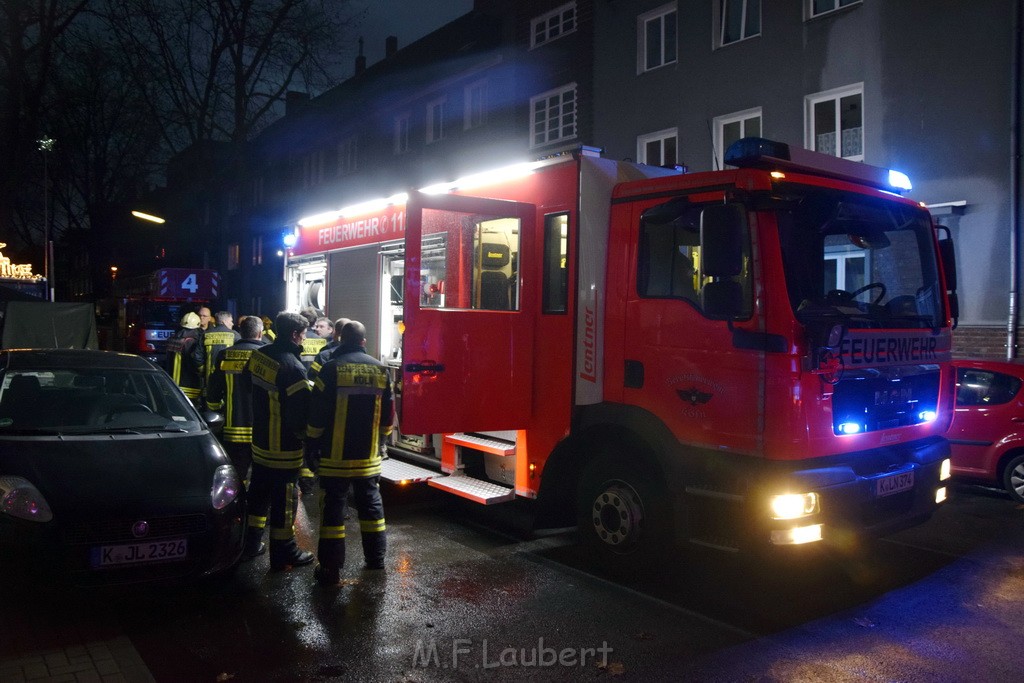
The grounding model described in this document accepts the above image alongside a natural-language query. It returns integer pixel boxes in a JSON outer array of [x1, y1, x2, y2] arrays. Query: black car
[[0, 349, 244, 586]]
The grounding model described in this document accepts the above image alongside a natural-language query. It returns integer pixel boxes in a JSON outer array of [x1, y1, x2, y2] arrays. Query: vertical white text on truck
[[286, 138, 958, 564]]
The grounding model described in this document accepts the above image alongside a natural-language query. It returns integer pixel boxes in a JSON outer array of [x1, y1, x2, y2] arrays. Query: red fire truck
[[286, 138, 957, 564], [102, 268, 220, 362]]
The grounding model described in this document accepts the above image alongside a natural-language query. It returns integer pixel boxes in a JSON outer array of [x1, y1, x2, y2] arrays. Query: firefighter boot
[[269, 539, 314, 572], [242, 527, 266, 560]]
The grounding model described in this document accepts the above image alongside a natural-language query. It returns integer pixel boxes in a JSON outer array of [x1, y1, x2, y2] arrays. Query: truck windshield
[[774, 184, 944, 329]]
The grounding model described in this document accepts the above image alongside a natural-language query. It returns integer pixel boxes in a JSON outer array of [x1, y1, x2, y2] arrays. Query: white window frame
[[464, 79, 487, 130], [805, 84, 864, 161], [717, 0, 761, 47], [530, 83, 578, 148], [394, 114, 410, 154], [713, 107, 762, 168], [251, 235, 263, 266], [337, 136, 357, 175], [637, 3, 677, 74], [807, 0, 861, 19], [531, 2, 577, 49], [426, 97, 446, 144], [227, 243, 240, 271], [637, 127, 678, 167]]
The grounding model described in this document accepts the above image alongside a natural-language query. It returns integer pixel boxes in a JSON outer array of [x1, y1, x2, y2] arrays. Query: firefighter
[[206, 316, 263, 482], [164, 311, 204, 406], [308, 317, 350, 382], [297, 318, 329, 493], [307, 320, 394, 586], [242, 311, 314, 570], [202, 310, 241, 405]]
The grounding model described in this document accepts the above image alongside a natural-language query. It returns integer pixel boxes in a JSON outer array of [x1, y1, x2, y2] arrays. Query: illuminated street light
[[131, 210, 166, 224]]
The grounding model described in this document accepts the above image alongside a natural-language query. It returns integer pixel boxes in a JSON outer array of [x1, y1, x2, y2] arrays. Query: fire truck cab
[[289, 138, 957, 564]]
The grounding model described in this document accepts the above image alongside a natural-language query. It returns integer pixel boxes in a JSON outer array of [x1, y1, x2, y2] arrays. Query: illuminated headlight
[[918, 410, 938, 423], [211, 464, 242, 510], [940, 458, 951, 481], [771, 524, 823, 545], [0, 475, 54, 522], [935, 487, 947, 504], [837, 422, 862, 435], [770, 492, 820, 520]]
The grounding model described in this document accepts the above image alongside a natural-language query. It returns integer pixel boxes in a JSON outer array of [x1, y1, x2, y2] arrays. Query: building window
[[808, 0, 861, 19], [251, 235, 263, 266], [227, 243, 240, 271], [638, 3, 677, 73], [531, 2, 577, 48], [337, 136, 357, 175], [714, 107, 762, 167], [530, 83, 577, 147], [637, 128, 678, 167], [464, 80, 487, 130], [395, 114, 410, 154], [718, 0, 760, 46], [426, 97, 446, 144], [806, 84, 863, 161]]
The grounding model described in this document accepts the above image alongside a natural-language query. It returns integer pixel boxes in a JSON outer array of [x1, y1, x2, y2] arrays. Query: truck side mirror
[[935, 226, 958, 327], [701, 203, 746, 277]]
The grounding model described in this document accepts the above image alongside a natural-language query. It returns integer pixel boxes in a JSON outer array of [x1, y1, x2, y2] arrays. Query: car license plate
[[91, 538, 188, 568], [876, 470, 914, 497]]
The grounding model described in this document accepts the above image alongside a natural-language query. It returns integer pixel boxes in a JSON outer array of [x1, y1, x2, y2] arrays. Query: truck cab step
[[428, 473, 515, 504], [443, 433, 516, 456], [380, 458, 441, 484]]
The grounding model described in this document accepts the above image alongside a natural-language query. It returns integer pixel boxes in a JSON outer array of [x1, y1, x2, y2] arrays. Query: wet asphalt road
[[2, 481, 1023, 682]]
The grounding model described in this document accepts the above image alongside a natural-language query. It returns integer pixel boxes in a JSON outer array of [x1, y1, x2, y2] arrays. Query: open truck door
[[401, 192, 536, 435]]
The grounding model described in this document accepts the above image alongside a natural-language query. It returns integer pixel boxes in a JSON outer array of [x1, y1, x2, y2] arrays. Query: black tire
[[576, 446, 673, 571], [1002, 453, 1024, 504]]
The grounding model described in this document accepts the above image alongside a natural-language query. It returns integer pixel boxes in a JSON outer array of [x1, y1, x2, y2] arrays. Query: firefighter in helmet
[[242, 311, 314, 569], [164, 311, 204, 406], [307, 320, 394, 586]]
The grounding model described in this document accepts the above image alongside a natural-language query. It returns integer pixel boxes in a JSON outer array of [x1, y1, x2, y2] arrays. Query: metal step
[[428, 473, 515, 504], [444, 432, 516, 456], [380, 458, 442, 484]]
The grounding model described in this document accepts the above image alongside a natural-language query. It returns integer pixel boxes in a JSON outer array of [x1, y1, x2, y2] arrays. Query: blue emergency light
[[724, 137, 912, 194], [282, 230, 298, 248]]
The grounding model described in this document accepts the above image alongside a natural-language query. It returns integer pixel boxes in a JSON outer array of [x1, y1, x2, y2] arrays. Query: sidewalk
[[0, 637, 153, 683]]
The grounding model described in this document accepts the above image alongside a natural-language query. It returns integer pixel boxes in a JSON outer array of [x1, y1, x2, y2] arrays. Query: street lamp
[[131, 210, 166, 224], [38, 136, 55, 301]]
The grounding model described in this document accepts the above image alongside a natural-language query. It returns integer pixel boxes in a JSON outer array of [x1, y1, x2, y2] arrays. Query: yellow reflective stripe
[[331, 393, 348, 457], [251, 445, 303, 469], [307, 425, 325, 439], [359, 519, 386, 533], [320, 525, 346, 539], [311, 361, 322, 373], [181, 386, 201, 399], [224, 427, 252, 437], [207, 400, 224, 411], [223, 373, 235, 422], [171, 353, 182, 384], [269, 391, 281, 450], [247, 515, 267, 528], [269, 528, 294, 540], [286, 379, 310, 396], [299, 467, 315, 478], [319, 461, 382, 478], [314, 377, 326, 391]]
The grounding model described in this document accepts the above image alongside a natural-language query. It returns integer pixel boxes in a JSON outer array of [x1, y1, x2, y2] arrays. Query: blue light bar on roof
[[724, 137, 913, 194]]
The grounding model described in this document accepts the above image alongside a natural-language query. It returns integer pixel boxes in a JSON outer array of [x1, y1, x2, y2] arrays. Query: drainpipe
[[1008, 0, 1023, 358]]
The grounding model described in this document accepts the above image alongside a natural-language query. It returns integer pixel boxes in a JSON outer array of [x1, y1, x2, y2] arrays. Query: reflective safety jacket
[[164, 328, 204, 401], [300, 336, 327, 373], [203, 325, 240, 387], [206, 339, 262, 444], [307, 340, 339, 382], [245, 338, 310, 469], [307, 344, 394, 479]]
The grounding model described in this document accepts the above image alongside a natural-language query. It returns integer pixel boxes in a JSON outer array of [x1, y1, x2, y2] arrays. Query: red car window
[[956, 368, 1022, 406]]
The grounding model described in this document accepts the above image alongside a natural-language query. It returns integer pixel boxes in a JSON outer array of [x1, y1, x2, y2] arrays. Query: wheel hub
[[591, 482, 644, 550]]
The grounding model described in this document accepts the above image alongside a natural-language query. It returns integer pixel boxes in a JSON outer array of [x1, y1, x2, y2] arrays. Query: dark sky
[[346, 0, 474, 75]]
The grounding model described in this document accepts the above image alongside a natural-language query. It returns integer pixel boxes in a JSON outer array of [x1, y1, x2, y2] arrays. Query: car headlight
[[211, 464, 242, 510], [0, 475, 54, 522]]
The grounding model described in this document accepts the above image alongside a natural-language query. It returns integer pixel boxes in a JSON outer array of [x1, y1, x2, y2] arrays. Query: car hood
[[0, 434, 220, 511]]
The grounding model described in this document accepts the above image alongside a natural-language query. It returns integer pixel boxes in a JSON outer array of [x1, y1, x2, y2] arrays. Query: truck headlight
[[770, 492, 819, 520], [940, 458, 951, 481]]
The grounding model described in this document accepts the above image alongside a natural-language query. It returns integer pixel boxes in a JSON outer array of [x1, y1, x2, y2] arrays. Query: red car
[[950, 359, 1024, 502]]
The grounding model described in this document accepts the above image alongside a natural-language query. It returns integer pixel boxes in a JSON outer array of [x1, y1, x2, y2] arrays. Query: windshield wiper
[[0, 427, 66, 436]]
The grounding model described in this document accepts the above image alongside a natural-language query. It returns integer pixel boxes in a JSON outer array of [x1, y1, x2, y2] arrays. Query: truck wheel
[[577, 449, 672, 568], [1002, 453, 1024, 503]]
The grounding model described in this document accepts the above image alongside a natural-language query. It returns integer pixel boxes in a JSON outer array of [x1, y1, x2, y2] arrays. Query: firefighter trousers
[[245, 463, 301, 552], [316, 475, 386, 570], [223, 441, 252, 482]]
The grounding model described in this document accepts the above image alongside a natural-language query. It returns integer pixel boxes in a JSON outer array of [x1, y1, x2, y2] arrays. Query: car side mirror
[[203, 410, 224, 434]]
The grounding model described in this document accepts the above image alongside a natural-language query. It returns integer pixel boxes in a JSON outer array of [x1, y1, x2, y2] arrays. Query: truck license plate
[[876, 471, 914, 497], [91, 538, 188, 567]]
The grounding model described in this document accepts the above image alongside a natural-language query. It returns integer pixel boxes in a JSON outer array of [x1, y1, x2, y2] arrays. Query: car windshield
[[0, 365, 202, 434], [775, 183, 944, 329]]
